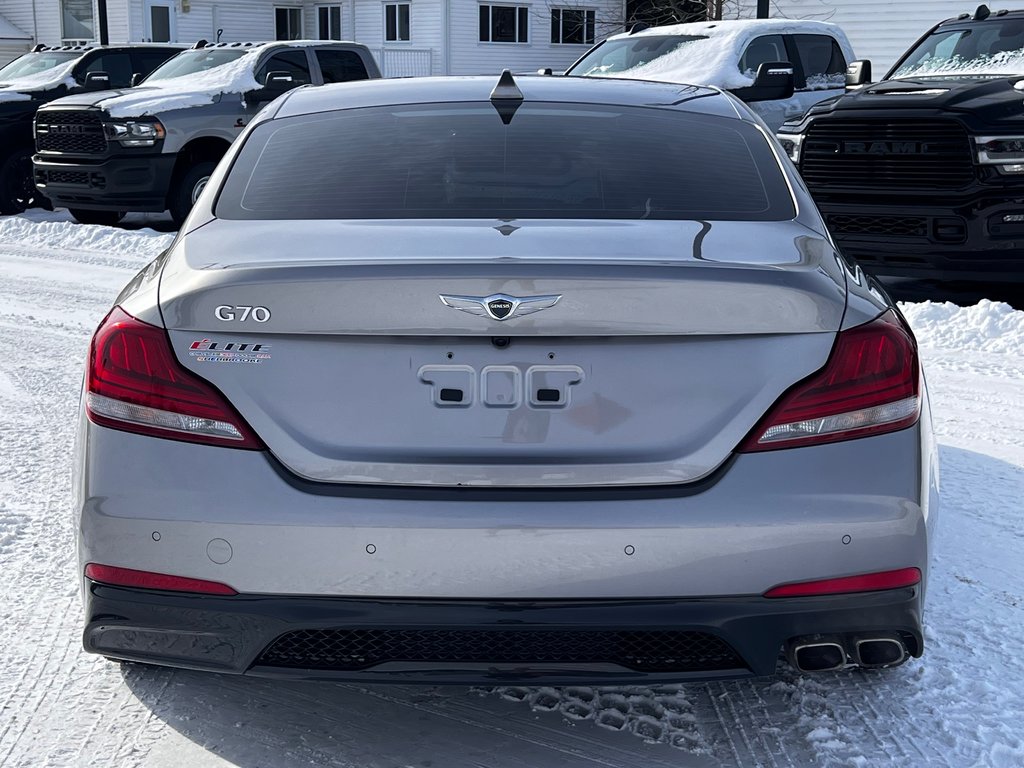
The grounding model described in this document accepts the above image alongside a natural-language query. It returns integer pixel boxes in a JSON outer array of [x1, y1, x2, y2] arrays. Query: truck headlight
[[777, 133, 803, 163], [975, 135, 1024, 170], [103, 120, 166, 147]]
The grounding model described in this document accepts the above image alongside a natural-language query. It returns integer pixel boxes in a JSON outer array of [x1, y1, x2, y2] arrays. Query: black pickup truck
[[777, 4, 1024, 281], [0, 44, 181, 214]]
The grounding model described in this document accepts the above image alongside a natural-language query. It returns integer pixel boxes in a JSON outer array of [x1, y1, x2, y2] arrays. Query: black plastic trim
[[84, 580, 924, 684]]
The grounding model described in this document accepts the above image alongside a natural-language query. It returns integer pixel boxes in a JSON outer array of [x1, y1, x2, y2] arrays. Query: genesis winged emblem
[[439, 293, 562, 321]]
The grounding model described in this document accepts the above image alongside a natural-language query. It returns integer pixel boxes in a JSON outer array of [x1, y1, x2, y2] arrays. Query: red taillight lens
[[85, 307, 264, 449], [764, 567, 921, 598], [85, 563, 237, 595], [740, 310, 920, 452]]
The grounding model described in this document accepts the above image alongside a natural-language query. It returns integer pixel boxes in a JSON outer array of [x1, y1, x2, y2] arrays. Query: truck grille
[[800, 118, 974, 190], [36, 110, 106, 155], [828, 213, 928, 238], [256, 628, 745, 673], [39, 169, 91, 185]]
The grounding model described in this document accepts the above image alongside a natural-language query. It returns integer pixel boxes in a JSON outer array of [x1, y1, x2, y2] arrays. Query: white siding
[[128, 0, 280, 44], [0, 2, 40, 42], [0, 41, 32, 67], [447, 0, 623, 75], [345, 0, 443, 74], [734, 1, 967, 74]]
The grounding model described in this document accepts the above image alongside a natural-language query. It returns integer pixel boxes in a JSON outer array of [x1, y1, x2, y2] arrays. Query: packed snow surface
[[1, 211, 1023, 766]]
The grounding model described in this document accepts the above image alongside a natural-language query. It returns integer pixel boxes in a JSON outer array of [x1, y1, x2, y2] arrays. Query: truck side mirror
[[732, 61, 794, 103], [84, 71, 111, 90], [131, 72, 144, 87], [246, 71, 297, 105], [265, 71, 295, 88], [846, 60, 872, 88]]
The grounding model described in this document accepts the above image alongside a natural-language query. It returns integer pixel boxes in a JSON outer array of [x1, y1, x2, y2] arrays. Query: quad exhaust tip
[[791, 639, 847, 672], [788, 634, 910, 673], [854, 636, 908, 669]]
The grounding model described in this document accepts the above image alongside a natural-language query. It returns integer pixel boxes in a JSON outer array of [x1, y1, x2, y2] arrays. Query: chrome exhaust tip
[[854, 636, 908, 669], [788, 638, 847, 673]]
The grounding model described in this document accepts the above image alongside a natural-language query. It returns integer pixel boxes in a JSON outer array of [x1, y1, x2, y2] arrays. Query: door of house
[[144, 0, 177, 42]]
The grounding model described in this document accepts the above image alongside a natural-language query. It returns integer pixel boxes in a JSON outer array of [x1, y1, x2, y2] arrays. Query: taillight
[[85, 563, 237, 595], [740, 310, 920, 452], [764, 567, 921, 598], [85, 307, 264, 449]]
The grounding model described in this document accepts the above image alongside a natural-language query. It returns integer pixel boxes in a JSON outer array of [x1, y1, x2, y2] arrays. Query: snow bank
[[592, 20, 853, 90], [901, 300, 1024, 355], [0, 214, 174, 258]]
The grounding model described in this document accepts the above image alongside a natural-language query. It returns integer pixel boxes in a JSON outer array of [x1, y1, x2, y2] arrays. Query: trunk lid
[[160, 218, 846, 487]]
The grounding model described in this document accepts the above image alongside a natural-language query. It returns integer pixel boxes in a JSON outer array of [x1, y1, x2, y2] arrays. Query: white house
[[0, 0, 625, 75], [0, 13, 32, 63], [734, 1, 976, 73]]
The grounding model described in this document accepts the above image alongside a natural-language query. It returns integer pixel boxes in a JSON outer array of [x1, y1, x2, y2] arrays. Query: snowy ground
[[1, 211, 1022, 767]]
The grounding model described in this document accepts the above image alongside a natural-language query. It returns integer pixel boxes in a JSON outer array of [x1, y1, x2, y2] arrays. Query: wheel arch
[[166, 135, 232, 204]]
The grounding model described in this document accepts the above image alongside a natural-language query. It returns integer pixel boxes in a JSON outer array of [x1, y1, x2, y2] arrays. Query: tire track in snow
[[0, 234, 165, 768]]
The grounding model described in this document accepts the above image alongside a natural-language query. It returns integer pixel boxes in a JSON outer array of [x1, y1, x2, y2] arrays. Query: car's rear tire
[[169, 161, 217, 227], [69, 208, 126, 226], [0, 148, 46, 215]]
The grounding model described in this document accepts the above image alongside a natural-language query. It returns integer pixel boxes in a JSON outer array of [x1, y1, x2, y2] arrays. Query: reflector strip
[[86, 392, 245, 441], [84, 563, 237, 595], [757, 396, 919, 445], [764, 567, 921, 598]]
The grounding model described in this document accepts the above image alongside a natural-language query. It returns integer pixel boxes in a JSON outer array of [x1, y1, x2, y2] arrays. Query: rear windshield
[[216, 102, 794, 221]]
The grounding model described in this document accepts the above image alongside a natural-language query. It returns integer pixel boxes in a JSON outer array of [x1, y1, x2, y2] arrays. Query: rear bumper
[[33, 152, 176, 212], [76, 419, 939, 600], [84, 581, 924, 683], [816, 196, 1024, 281]]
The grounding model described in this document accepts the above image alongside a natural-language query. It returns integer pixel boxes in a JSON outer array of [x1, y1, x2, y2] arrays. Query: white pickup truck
[[564, 19, 855, 131]]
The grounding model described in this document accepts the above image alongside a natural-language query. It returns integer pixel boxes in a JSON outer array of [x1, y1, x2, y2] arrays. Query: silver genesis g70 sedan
[[75, 72, 938, 683]]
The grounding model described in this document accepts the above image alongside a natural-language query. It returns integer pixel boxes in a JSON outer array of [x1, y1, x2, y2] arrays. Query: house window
[[275, 7, 303, 40], [385, 4, 410, 42], [550, 8, 594, 45], [479, 5, 528, 43], [318, 5, 342, 40], [61, 0, 95, 43]]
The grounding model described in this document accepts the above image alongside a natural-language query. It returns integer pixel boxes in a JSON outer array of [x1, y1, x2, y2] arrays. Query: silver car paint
[[157, 218, 848, 487], [76, 411, 936, 598], [78, 76, 935, 605]]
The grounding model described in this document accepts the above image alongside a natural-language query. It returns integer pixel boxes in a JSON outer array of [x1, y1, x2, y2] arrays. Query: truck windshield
[[566, 35, 708, 77], [891, 20, 1024, 79], [0, 52, 79, 82], [216, 102, 794, 221], [142, 49, 248, 82]]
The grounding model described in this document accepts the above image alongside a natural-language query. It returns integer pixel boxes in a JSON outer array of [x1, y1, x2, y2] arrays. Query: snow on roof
[[891, 50, 1024, 79], [0, 14, 31, 40], [100, 41, 349, 117], [596, 19, 854, 91], [0, 58, 79, 102], [101, 47, 264, 117]]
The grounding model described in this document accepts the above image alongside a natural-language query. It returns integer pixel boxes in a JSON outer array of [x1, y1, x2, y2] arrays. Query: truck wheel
[[0, 148, 44, 215], [169, 161, 217, 227], [69, 209, 126, 226]]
